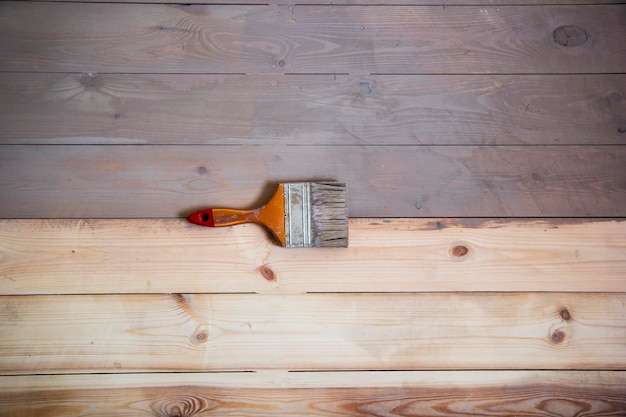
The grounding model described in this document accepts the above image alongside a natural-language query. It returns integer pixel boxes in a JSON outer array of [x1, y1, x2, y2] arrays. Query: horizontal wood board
[[2, 73, 625, 146], [1, 3, 625, 74], [27, 0, 626, 4], [1, 145, 625, 218], [1, 292, 625, 373], [1, 219, 625, 295], [1, 371, 625, 416]]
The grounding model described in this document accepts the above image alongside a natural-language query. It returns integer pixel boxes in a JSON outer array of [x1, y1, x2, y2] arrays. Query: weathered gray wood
[[2, 73, 625, 145], [1, 145, 625, 218], [1, 3, 624, 74], [2, 219, 625, 295], [1, 371, 625, 417], [1, 293, 624, 373]]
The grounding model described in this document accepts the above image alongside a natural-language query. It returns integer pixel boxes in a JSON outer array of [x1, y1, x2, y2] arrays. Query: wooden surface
[[2, 145, 626, 218], [26, 0, 626, 4], [2, 3, 625, 74], [1, 371, 625, 417], [2, 73, 625, 146], [1, 219, 625, 294], [1, 0, 625, 414], [1, 292, 625, 373]]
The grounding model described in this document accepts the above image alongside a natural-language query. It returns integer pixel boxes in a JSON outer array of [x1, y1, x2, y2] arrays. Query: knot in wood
[[358, 81, 373, 94], [259, 264, 276, 282], [449, 243, 471, 260], [151, 394, 218, 417], [550, 329, 567, 344], [553, 25, 588, 47], [451, 245, 469, 257], [559, 307, 572, 321], [79, 72, 100, 88], [194, 330, 208, 343], [191, 323, 210, 345]]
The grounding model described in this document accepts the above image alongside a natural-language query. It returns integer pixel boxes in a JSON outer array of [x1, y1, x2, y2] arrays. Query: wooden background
[[1, 0, 625, 415]]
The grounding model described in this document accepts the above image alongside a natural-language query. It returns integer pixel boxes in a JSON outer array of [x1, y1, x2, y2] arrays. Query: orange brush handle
[[213, 208, 259, 226], [187, 184, 287, 246]]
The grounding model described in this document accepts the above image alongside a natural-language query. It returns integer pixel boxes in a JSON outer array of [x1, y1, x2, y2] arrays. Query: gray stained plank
[[1, 371, 625, 417], [1, 145, 625, 218], [2, 73, 625, 146], [1, 3, 625, 74]]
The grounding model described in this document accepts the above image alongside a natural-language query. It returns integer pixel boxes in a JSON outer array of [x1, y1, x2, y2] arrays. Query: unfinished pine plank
[[0, 371, 625, 417], [1, 3, 625, 74], [1, 219, 625, 295], [1, 293, 625, 373], [1, 145, 625, 218], [2, 73, 625, 145], [35, 0, 626, 4]]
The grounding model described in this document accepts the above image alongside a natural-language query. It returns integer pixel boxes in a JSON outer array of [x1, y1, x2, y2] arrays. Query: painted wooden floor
[[0, 0, 625, 415]]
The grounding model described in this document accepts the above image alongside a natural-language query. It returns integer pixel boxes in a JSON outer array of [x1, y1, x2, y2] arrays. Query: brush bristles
[[310, 182, 349, 247]]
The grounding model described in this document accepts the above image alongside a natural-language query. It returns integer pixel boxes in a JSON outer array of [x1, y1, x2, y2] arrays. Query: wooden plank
[[2, 73, 625, 146], [1, 3, 625, 74], [1, 371, 625, 416], [1, 219, 625, 295], [1, 145, 625, 218], [1, 293, 625, 373], [32, 0, 626, 4]]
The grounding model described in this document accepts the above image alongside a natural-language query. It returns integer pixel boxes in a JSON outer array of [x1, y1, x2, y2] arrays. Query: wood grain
[[1, 293, 625, 373], [1, 3, 625, 74], [31, 0, 626, 4], [1, 219, 625, 295], [1, 145, 625, 218], [2, 73, 625, 145], [1, 0, 625, 410], [0, 371, 625, 416]]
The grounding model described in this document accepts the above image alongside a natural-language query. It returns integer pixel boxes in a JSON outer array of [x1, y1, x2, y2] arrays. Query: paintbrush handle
[[187, 208, 260, 227], [187, 183, 287, 246]]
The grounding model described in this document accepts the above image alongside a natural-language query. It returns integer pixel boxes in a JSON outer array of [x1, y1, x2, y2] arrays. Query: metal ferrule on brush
[[284, 181, 348, 248], [284, 182, 312, 248]]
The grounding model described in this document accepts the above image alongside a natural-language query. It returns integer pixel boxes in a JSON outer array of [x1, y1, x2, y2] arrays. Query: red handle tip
[[187, 209, 215, 227]]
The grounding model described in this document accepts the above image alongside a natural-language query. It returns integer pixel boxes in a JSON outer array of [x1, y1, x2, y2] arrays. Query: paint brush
[[187, 182, 348, 247]]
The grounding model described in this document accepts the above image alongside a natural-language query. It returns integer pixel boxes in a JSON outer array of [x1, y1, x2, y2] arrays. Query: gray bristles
[[310, 182, 349, 247]]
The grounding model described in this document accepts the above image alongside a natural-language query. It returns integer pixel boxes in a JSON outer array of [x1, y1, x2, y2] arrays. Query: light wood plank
[[1, 219, 625, 295], [2, 73, 625, 145], [32, 0, 626, 4], [0, 371, 625, 416], [1, 3, 624, 74], [1, 145, 625, 218], [1, 293, 625, 373]]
